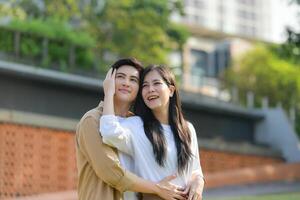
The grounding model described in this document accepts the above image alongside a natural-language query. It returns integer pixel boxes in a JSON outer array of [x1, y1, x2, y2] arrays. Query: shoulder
[[125, 116, 143, 124], [186, 121, 197, 138], [77, 107, 101, 131], [186, 121, 195, 132], [121, 116, 143, 129]]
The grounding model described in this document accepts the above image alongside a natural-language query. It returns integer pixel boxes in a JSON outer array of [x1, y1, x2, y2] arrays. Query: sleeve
[[77, 116, 138, 192], [188, 122, 204, 177], [99, 115, 134, 156]]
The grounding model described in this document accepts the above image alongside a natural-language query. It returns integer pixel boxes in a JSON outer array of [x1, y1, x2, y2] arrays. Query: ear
[[169, 85, 175, 97]]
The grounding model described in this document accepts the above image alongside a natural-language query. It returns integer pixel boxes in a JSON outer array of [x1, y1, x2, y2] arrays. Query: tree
[[87, 0, 187, 70], [225, 45, 300, 108], [223, 44, 300, 136], [1, 0, 188, 72], [274, 0, 300, 65]]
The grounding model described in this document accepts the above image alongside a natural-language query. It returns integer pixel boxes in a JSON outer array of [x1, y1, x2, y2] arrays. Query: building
[[173, 0, 297, 43], [170, 0, 298, 96]]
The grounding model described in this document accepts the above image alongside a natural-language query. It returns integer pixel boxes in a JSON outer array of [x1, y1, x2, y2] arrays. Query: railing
[[182, 73, 297, 125]]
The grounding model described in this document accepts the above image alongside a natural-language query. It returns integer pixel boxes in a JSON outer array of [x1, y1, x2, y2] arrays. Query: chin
[[146, 103, 160, 110], [115, 95, 132, 104]]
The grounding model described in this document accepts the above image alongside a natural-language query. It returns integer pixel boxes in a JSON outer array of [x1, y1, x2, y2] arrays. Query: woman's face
[[114, 65, 140, 104], [142, 70, 174, 112]]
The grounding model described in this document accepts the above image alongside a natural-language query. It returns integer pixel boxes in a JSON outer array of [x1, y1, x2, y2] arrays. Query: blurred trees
[[0, 0, 188, 71], [223, 0, 300, 136], [224, 45, 300, 136], [274, 0, 300, 65]]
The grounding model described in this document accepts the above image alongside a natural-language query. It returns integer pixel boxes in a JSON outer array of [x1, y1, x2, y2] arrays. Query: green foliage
[[0, 18, 96, 71], [223, 44, 300, 136], [167, 23, 190, 48], [274, 0, 300, 65], [20, 34, 42, 57], [271, 28, 300, 66], [0, 0, 188, 73], [7, 18, 95, 47], [0, 2, 27, 19], [0, 29, 14, 52], [225, 45, 300, 108], [89, 0, 187, 70]]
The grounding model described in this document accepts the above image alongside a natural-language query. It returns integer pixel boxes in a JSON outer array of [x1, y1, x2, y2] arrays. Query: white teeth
[[147, 95, 159, 101]]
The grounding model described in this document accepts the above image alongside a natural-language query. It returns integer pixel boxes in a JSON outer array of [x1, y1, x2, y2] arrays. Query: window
[[190, 49, 208, 75], [237, 10, 256, 20]]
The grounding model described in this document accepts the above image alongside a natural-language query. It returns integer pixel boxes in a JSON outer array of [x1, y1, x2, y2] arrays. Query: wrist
[[104, 92, 114, 99], [152, 183, 161, 195]]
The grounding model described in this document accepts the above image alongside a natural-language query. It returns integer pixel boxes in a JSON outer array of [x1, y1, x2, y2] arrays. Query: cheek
[[114, 79, 121, 88], [141, 89, 147, 100], [160, 88, 171, 101]]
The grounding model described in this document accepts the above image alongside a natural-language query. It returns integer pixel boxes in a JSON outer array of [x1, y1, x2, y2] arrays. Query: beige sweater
[[75, 102, 139, 200]]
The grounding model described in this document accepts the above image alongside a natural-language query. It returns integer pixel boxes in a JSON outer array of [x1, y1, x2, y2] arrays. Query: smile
[[119, 89, 131, 93], [147, 95, 159, 101]]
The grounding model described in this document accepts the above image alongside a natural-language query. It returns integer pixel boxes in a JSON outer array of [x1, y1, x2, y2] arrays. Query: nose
[[122, 78, 130, 87], [148, 84, 155, 92]]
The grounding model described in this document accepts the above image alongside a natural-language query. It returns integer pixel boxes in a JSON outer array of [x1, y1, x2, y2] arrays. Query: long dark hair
[[134, 65, 192, 174]]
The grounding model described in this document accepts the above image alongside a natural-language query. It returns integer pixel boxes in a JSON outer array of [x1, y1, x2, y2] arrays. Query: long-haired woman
[[101, 65, 204, 200]]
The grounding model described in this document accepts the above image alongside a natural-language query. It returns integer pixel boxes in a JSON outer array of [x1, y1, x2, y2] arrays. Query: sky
[[272, 0, 299, 43]]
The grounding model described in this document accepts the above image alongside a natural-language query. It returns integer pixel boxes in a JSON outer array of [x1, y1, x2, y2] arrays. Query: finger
[[111, 68, 116, 77], [175, 189, 186, 196], [183, 184, 190, 194], [188, 191, 195, 200], [176, 186, 185, 191], [105, 68, 113, 79], [173, 193, 186, 200], [193, 193, 201, 200]]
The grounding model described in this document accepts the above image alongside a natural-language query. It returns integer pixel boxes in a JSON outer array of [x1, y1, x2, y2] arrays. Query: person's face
[[142, 70, 174, 112], [114, 65, 140, 104]]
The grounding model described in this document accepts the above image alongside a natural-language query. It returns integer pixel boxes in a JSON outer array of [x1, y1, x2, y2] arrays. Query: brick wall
[[200, 149, 283, 174], [0, 122, 284, 199], [0, 123, 76, 199]]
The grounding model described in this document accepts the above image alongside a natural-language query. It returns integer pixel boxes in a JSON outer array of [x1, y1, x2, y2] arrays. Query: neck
[[152, 106, 169, 124], [114, 99, 131, 117]]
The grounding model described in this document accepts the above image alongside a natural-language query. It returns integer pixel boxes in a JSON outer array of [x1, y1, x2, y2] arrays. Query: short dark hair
[[111, 58, 144, 73]]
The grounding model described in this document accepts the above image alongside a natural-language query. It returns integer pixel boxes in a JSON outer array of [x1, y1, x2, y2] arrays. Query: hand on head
[[103, 68, 116, 97]]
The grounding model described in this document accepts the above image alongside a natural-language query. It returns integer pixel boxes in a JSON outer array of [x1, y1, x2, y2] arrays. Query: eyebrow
[[143, 79, 162, 84], [116, 72, 139, 80]]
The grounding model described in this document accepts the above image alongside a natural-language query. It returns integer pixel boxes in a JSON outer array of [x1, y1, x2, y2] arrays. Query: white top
[[114, 117, 137, 200], [99, 115, 202, 188]]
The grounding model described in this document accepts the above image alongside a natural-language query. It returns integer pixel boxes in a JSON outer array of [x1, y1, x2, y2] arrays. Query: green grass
[[206, 192, 300, 200]]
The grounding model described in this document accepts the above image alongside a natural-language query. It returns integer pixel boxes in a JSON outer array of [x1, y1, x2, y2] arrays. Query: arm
[[100, 115, 134, 155], [78, 116, 185, 200], [100, 68, 134, 155], [78, 116, 136, 192], [184, 123, 205, 200]]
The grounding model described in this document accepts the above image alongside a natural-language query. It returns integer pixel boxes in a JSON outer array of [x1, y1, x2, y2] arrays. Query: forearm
[[129, 177, 159, 194], [192, 169, 204, 179], [103, 92, 115, 115]]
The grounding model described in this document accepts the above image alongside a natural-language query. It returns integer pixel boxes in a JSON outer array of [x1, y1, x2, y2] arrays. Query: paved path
[[204, 180, 300, 199]]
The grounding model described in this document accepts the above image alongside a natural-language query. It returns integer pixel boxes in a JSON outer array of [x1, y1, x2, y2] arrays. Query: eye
[[154, 81, 162, 85], [130, 78, 138, 83], [116, 74, 125, 79], [142, 83, 149, 88]]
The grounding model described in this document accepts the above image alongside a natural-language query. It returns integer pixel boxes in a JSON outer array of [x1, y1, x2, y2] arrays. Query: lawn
[[206, 192, 300, 200]]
